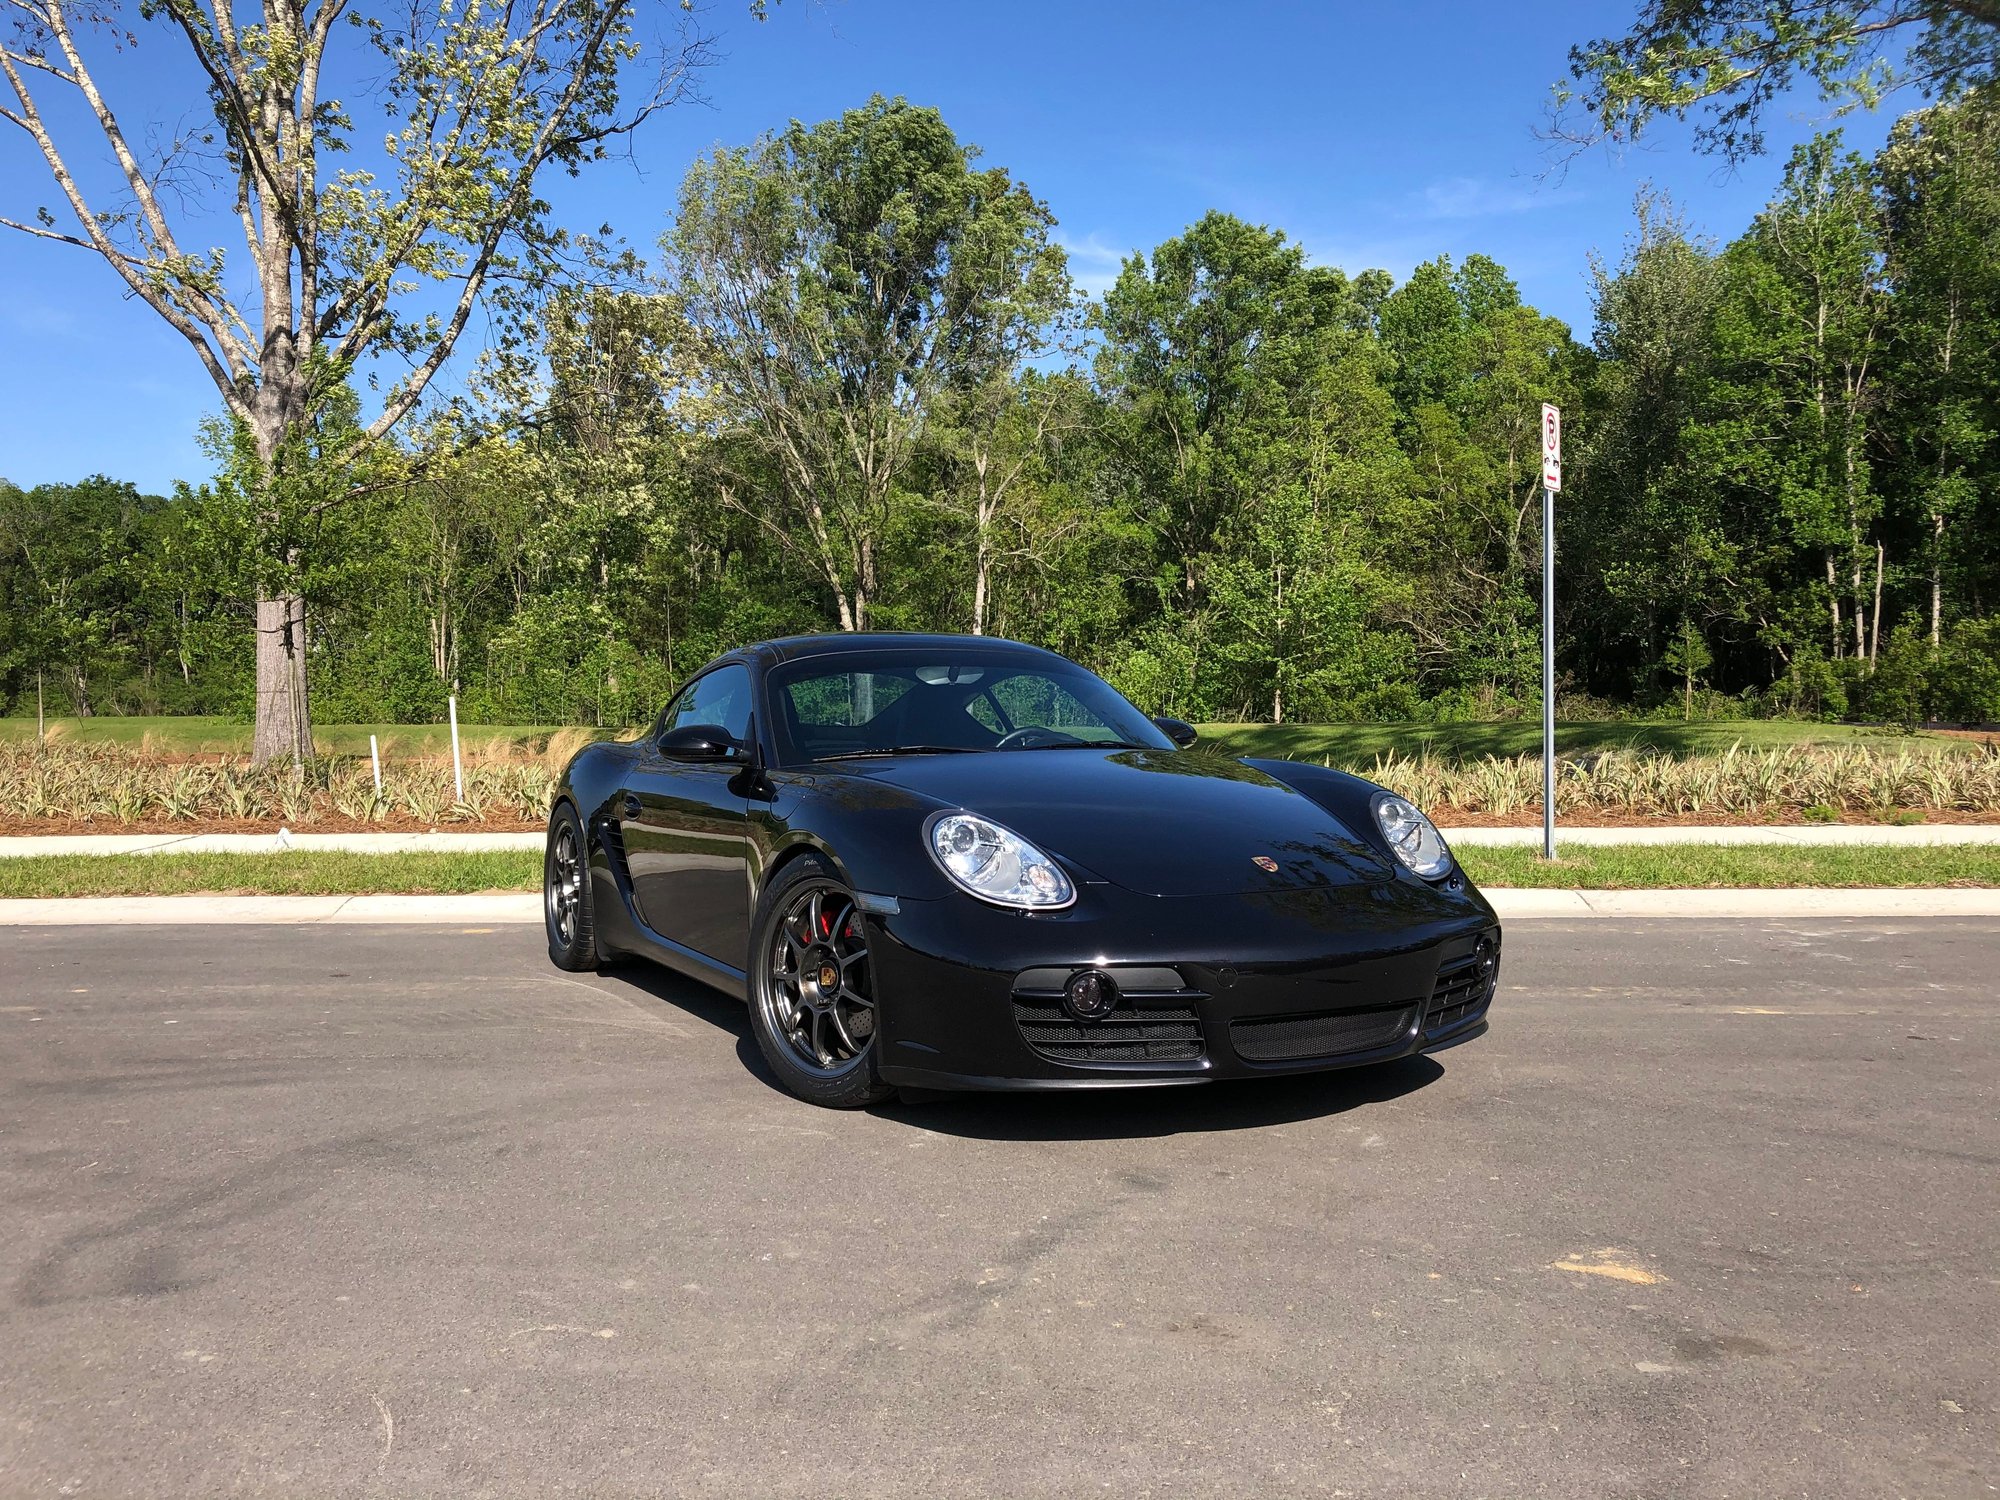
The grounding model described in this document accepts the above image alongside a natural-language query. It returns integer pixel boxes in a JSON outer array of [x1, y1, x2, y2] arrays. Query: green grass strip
[[0, 850, 541, 898], [0, 844, 1996, 898], [1458, 844, 2000, 889]]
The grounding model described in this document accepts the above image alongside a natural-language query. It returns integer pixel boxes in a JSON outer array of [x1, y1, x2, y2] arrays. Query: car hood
[[825, 749, 1396, 897]]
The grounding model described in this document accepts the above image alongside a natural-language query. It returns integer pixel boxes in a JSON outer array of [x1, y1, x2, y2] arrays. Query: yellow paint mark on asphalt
[[1726, 1006, 1790, 1015], [459, 927, 495, 934], [1552, 1249, 1665, 1286]]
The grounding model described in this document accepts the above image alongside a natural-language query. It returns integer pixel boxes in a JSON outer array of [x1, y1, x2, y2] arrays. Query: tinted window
[[770, 655, 1170, 764], [660, 665, 753, 745]]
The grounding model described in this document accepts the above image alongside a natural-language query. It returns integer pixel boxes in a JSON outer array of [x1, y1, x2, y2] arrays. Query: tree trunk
[[1869, 540, 1884, 668], [247, 347, 311, 765], [252, 592, 312, 766], [1931, 510, 1945, 647], [971, 534, 990, 636], [1826, 553, 1842, 658]]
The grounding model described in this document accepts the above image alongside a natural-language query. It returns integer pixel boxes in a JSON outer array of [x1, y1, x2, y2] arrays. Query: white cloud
[[1408, 175, 1581, 222], [1056, 232, 1138, 299]]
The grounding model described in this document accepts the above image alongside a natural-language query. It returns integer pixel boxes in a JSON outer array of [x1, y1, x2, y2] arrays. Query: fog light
[[1064, 969, 1118, 1021]]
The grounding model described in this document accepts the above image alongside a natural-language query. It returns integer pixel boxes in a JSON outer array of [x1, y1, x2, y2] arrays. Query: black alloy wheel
[[748, 855, 894, 1108], [544, 803, 598, 970]]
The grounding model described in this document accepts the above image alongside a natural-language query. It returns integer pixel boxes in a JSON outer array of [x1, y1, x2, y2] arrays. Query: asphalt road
[[2, 920, 1996, 1499]]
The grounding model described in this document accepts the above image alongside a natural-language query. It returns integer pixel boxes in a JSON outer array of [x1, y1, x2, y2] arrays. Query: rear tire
[[747, 854, 894, 1109], [544, 803, 598, 972]]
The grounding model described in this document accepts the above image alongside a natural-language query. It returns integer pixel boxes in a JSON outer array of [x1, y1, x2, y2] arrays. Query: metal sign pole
[[1539, 403, 1561, 862], [1542, 477, 1556, 861]]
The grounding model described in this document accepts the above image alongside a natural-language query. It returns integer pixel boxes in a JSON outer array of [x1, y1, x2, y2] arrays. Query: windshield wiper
[[814, 745, 981, 761], [1016, 739, 1151, 751]]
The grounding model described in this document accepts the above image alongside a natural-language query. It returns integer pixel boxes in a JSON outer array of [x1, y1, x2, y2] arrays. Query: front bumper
[[868, 874, 1500, 1091]]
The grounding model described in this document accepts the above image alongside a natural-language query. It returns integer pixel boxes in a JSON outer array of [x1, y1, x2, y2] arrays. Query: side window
[[965, 694, 1005, 734], [659, 665, 754, 745]]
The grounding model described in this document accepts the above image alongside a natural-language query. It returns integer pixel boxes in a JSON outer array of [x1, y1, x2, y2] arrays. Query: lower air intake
[[1425, 938, 1498, 1035], [1010, 973, 1206, 1064], [1230, 1005, 1417, 1063]]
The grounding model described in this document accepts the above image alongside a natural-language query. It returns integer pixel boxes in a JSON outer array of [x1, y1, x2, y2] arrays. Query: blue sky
[[0, 0, 1898, 493]]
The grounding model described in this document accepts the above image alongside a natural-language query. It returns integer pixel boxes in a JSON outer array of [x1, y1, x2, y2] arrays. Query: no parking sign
[[1541, 402, 1562, 492]]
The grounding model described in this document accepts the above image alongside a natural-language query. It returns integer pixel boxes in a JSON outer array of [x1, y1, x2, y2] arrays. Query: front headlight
[[927, 812, 1075, 909], [1373, 794, 1453, 880]]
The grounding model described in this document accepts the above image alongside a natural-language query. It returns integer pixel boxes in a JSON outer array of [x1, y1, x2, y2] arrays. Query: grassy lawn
[[1196, 719, 1967, 762], [0, 850, 540, 897], [1458, 844, 2000, 889], [0, 717, 578, 756], [2, 844, 1995, 897]]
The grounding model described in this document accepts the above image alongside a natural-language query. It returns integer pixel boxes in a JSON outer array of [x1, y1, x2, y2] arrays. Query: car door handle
[[621, 793, 642, 819]]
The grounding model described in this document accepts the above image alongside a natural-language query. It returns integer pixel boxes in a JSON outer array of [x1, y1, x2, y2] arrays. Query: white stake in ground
[[447, 697, 464, 804], [1540, 402, 1561, 862], [369, 733, 382, 794]]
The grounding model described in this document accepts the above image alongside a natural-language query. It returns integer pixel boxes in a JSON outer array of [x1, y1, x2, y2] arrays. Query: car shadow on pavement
[[873, 1057, 1445, 1141], [599, 961, 1446, 1140]]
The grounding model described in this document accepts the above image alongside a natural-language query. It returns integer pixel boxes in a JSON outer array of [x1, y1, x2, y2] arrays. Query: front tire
[[747, 854, 894, 1109], [544, 803, 598, 971]]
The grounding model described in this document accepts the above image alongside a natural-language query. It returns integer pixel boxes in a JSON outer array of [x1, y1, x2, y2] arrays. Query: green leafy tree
[[666, 96, 1070, 633], [1710, 137, 1889, 666], [1555, 0, 2000, 162], [1, 0, 761, 758], [1659, 615, 1714, 718], [1097, 213, 1336, 619], [0, 477, 156, 716], [1379, 255, 1584, 707], [1572, 194, 1757, 698], [1878, 88, 2000, 642]]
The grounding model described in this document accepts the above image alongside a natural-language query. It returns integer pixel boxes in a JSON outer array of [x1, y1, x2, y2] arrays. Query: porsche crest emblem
[[1252, 856, 1279, 873]]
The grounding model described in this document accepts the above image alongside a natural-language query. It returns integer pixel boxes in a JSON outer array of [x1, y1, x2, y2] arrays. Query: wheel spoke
[[827, 1001, 861, 1055]]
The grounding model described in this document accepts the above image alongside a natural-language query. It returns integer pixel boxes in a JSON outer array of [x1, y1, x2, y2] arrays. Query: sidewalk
[[4, 889, 1998, 924], [1443, 823, 2000, 846], [2, 824, 1998, 857]]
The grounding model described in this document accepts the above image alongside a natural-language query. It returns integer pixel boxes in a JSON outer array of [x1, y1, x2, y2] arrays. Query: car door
[[622, 665, 756, 966]]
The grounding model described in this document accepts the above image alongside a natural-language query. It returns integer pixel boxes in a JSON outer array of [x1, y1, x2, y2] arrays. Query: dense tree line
[[5, 93, 1999, 732]]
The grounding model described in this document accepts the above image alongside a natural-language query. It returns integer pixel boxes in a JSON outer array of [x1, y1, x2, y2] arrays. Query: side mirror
[[658, 722, 738, 761], [1153, 715, 1197, 749]]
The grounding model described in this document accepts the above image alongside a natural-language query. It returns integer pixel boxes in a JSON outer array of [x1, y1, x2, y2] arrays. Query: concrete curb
[[1484, 888, 2000, 918], [3, 889, 1998, 925]]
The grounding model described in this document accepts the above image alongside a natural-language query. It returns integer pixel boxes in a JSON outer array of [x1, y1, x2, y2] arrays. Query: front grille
[[1230, 1004, 1417, 1063], [1010, 971, 1206, 1064], [1425, 938, 1498, 1035]]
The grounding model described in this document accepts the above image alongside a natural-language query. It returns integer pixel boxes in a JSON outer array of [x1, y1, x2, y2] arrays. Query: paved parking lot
[[2, 920, 1995, 1498]]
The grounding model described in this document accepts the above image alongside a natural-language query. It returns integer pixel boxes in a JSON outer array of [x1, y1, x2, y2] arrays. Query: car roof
[[710, 633, 1070, 673]]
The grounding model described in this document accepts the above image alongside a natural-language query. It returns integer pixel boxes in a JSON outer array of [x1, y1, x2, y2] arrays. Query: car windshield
[[770, 652, 1173, 765]]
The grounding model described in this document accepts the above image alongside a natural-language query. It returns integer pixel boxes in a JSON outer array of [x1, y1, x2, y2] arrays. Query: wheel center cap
[[817, 961, 838, 991]]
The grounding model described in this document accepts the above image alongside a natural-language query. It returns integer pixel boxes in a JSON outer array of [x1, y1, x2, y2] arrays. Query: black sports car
[[545, 633, 1499, 1108]]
